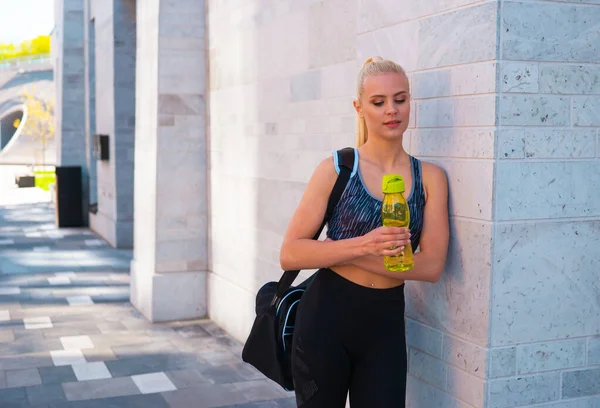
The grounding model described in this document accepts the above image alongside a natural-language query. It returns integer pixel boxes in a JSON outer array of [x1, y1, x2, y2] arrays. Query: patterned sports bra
[[326, 148, 426, 251]]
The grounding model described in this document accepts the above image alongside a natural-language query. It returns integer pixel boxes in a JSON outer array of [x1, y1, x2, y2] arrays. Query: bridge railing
[[0, 54, 52, 71]]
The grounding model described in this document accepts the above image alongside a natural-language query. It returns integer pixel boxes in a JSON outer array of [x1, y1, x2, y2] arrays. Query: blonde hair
[[356, 56, 408, 147]]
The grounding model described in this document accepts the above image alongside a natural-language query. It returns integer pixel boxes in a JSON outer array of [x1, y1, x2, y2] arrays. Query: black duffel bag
[[241, 147, 355, 391]]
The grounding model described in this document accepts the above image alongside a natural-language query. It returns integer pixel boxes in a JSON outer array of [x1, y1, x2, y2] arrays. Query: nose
[[385, 100, 398, 115]]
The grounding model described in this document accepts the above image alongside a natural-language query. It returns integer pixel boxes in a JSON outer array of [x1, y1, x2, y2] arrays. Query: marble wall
[[129, 0, 209, 323], [489, 1, 600, 406], [208, 0, 497, 406], [87, 0, 136, 248], [54, 0, 88, 209]]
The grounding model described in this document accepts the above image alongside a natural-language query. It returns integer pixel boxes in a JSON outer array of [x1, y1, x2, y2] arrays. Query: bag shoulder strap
[[273, 147, 356, 305]]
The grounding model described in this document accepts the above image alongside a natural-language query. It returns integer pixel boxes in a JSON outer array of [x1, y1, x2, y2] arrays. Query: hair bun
[[362, 56, 383, 67]]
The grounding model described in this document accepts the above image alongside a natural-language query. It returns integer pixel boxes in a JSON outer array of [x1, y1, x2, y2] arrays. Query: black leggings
[[291, 268, 407, 407]]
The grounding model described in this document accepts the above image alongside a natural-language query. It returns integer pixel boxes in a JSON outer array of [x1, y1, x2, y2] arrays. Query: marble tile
[[501, 62, 539, 93], [72, 362, 112, 381], [502, 2, 600, 62], [67, 296, 94, 305], [488, 373, 560, 408], [517, 338, 586, 374], [413, 62, 496, 99], [290, 70, 321, 103], [308, 0, 355, 68], [540, 64, 600, 94], [531, 396, 600, 408], [491, 221, 600, 346], [131, 372, 177, 394], [0, 287, 21, 295], [405, 319, 443, 358], [406, 375, 469, 408], [6, 368, 42, 388], [497, 129, 596, 159], [50, 349, 87, 366], [562, 367, 600, 399], [417, 2, 497, 70], [358, 0, 483, 33], [442, 335, 487, 379], [436, 159, 494, 220], [495, 161, 600, 220], [406, 219, 491, 346], [489, 347, 516, 379], [62, 377, 140, 401], [408, 349, 447, 389], [48, 277, 71, 286], [574, 96, 600, 127], [446, 366, 485, 407], [24, 316, 53, 330], [33, 246, 51, 252], [499, 95, 570, 126], [60, 335, 95, 350], [588, 336, 600, 365]]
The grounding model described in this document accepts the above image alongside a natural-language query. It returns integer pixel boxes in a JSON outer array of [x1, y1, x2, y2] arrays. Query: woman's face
[[355, 72, 410, 141]]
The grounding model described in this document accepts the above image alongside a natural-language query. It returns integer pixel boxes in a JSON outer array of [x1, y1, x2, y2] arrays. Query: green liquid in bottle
[[381, 175, 414, 272]]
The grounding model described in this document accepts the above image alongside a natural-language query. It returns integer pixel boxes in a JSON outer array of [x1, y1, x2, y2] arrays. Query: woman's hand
[[326, 227, 411, 257], [361, 226, 411, 256]]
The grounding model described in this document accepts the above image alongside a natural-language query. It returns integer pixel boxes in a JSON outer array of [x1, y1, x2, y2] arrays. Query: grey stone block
[[408, 349, 447, 389], [62, 377, 141, 402], [6, 368, 42, 388], [501, 62, 539, 93], [488, 374, 560, 408], [574, 96, 600, 126], [517, 338, 586, 374], [406, 319, 443, 358], [503, 2, 600, 62], [26, 383, 67, 405], [489, 347, 516, 378], [540, 65, 600, 95], [499, 95, 570, 126], [562, 367, 600, 398], [38, 366, 77, 385], [290, 70, 321, 102], [442, 335, 487, 378]]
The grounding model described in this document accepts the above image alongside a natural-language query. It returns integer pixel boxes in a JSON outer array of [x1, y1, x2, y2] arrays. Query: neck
[[360, 134, 409, 170]]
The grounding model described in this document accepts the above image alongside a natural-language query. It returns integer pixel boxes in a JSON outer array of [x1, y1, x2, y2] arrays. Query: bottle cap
[[382, 174, 405, 194]]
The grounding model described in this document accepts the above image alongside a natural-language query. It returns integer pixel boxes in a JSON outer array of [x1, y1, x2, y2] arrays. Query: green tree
[[21, 87, 55, 169]]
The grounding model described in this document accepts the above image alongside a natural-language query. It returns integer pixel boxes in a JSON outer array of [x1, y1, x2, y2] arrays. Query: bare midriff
[[330, 264, 405, 289]]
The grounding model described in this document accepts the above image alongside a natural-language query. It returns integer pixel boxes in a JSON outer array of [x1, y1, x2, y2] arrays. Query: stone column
[[83, 0, 97, 208], [130, 0, 208, 322], [88, 0, 136, 248], [54, 0, 88, 214], [489, 1, 600, 406], [360, 1, 600, 407]]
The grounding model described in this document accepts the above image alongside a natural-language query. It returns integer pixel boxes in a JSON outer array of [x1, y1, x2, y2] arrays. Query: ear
[[353, 99, 362, 117]]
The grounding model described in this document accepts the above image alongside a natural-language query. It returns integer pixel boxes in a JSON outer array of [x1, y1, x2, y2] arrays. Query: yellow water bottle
[[381, 174, 414, 272]]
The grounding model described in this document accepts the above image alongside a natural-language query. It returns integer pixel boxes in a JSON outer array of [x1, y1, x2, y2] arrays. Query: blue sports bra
[[326, 148, 426, 251]]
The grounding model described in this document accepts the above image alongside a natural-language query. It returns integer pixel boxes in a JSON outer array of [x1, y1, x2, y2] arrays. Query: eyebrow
[[369, 91, 408, 98]]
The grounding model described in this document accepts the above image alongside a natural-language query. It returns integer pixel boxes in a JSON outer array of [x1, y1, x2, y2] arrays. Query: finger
[[382, 246, 405, 256], [380, 227, 405, 235]]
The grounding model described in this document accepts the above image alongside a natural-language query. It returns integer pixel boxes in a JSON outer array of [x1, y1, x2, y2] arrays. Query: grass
[[33, 170, 55, 191]]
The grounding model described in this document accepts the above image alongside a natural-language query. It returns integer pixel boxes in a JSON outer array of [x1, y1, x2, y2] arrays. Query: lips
[[384, 120, 401, 128]]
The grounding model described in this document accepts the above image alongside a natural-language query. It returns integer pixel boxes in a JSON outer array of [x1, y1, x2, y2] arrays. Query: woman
[[279, 56, 450, 407]]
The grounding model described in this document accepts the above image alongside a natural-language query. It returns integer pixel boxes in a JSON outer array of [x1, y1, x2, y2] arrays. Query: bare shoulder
[[302, 156, 339, 201], [419, 160, 448, 199]]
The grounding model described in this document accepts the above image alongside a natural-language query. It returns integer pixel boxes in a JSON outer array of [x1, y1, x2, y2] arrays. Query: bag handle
[[271, 147, 356, 308]]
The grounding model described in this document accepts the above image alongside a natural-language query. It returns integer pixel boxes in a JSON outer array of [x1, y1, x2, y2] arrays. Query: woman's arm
[[279, 157, 410, 271], [343, 162, 449, 283]]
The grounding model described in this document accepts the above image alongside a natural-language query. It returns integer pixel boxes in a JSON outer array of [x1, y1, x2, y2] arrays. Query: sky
[[0, 0, 55, 44]]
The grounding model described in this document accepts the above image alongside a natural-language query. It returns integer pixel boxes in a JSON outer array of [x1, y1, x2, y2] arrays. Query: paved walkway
[[0, 184, 296, 406]]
